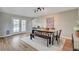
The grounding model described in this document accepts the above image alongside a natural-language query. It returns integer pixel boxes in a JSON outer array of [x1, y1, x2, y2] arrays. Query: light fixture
[[34, 7, 44, 13]]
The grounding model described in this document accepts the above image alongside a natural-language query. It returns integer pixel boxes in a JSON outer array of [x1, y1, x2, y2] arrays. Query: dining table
[[30, 29, 55, 47]]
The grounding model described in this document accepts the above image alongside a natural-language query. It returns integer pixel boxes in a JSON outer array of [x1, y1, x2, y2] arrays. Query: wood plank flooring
[[62, 39, 73, 51], [0, 34, 37, 51], [0, 34, 73, 51]]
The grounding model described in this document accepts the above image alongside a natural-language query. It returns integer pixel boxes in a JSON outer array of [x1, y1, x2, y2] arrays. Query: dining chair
[[55, 30, 62, 44]]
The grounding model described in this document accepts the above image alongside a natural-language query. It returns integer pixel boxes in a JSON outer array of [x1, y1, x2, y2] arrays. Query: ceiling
[[0, 7, 77, 17]]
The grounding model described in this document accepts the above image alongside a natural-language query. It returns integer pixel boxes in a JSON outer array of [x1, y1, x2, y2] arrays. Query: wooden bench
[[30, 30, 54, 47]]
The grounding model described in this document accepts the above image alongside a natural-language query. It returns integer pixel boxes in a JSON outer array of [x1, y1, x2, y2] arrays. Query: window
[[13, 18, 27, 33], [13, 19, 20, 32], [21, 20, 26, 32]]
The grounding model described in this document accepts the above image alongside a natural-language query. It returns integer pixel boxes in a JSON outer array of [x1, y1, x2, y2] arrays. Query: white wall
[[26, 19, 32, 32], [78, 8, 79, 20], [54, 9, 78, 37], [33, 9, 78, 38], [0, 12, 32, 36], [32, 17, 46, 28], [0, 13, 3, 35]]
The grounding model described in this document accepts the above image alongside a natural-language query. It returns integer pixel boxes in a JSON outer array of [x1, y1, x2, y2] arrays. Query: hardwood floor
[[62, 39, 73, 51], [0, 33, 73, 51], [0, 34, 37, 51]]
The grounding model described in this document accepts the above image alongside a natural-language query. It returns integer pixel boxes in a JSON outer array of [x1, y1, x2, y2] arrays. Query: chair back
[[58, 30, 62, 38], [71, 34, 74, 51]]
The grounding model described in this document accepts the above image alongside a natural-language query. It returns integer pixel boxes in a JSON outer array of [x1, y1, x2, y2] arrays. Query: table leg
[[30, 34, 32, 40]]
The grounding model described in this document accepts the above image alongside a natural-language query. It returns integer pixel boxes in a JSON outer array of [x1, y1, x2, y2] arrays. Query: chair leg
[[56, 36, 60, 44], [47, 39, 49, 47], [30, 34, 32, 40], [52, 38, 54, 45], [56, 36, 58, 44], [32, 34, 34, 38], [49, 39, 51, 44]]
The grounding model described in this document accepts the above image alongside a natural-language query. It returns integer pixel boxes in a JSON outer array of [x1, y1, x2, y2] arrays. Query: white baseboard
[[61, 36, 71, 40], [0, 32, 29, 38]]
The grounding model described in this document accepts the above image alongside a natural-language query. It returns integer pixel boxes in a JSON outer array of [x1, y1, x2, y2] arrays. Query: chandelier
[[34, 7, 44, 13]]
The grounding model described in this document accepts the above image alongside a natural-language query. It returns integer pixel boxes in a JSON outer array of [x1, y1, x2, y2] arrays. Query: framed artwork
[[46, 17, 54, 29]]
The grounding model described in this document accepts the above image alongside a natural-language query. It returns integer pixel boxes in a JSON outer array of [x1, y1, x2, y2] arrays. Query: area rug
[[21, 36, 66, 51]]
